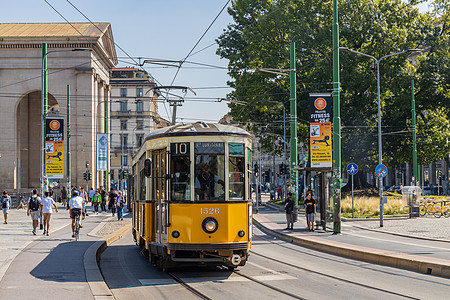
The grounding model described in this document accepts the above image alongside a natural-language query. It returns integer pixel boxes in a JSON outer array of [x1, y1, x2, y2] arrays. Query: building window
[[136, 88, 143, 97], [120, 101, 128, 112], [120, 88, 127, 97], [120, 120, 127, 130], [136, 120, 144, 130], [120, 134, 128, 148], [136, 134, 144, 148], [121, 155, 128, 167], [136, 100, 143, 112], [136, 72, 144, 78]]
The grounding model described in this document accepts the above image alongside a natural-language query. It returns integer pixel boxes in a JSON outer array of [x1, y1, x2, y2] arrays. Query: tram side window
[[170, 143, 190, 201], [229, 143, 245, 200], [194, 142, 225, 201]]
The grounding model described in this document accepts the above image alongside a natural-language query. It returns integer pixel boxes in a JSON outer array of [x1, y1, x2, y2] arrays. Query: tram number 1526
[[201, 208, 219, 215]]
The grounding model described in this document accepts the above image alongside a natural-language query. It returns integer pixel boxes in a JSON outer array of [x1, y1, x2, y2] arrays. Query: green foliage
[[217, 0, 450, 171]]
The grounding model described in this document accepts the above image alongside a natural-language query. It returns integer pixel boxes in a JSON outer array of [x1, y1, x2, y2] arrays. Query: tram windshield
[[229, 143, 245, 200], [194, 142, 225, 201], [170, 143, 190, 201]]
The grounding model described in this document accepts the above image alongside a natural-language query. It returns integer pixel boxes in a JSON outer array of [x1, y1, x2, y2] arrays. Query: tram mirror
[[144, 158, 152, 177]]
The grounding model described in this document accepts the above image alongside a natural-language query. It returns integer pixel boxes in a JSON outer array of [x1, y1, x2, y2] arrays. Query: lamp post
[[41, 44, 91, 196], [339, 46, 427, 227], [257, 100, 287, 203]]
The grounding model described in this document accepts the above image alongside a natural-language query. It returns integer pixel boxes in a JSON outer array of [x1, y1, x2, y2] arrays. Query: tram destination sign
[[195, 142, 224, 154]]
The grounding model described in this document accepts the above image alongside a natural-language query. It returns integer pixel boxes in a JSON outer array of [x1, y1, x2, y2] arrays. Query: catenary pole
[[67, 85, 71, 191], [289, 42, 298, 215], [412, 79, 418, 182], [332, 0, 342, 233]]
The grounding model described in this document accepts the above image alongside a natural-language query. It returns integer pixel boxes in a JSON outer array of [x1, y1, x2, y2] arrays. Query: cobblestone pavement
[[93, 212, 132, 238], [347, 216, 450, 241]]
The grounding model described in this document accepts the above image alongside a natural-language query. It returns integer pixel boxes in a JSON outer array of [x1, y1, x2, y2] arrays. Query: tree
[[217, 0, 450, 176]]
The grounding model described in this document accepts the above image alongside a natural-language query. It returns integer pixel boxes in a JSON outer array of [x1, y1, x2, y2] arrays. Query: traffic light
[[254, 162, 259, 174], [279, 163, 284, 175], [86, 170, 91, 181], [85, 161, 90, 168], [83, 171, 87, 181], [123, 170, 129, 179]]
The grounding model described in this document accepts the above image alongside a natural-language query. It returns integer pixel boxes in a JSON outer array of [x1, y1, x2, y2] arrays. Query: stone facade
[[0, 23, 117, 192]]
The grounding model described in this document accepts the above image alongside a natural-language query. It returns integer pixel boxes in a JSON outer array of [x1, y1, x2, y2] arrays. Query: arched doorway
[[16, 91, 59, 190]]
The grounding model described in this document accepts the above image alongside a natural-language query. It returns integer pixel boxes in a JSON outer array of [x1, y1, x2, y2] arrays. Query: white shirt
[[69, 196, 84, 209], [79, 191, 87, 201], [41, 197, 55, 213]]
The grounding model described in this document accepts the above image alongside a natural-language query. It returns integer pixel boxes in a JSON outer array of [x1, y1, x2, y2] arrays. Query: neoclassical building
[[0, 23, 117, 192]]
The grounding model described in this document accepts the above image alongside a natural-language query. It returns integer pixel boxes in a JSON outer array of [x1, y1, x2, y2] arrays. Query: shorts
[[307, 213, 315, 223], [43, 213, 52, 221], [71, 208, 82, 219], [30, 210, 40, 221], [2, 207, 9, 214]]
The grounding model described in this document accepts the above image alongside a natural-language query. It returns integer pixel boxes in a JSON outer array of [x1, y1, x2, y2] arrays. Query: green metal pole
[[42, 43, 48, 193], [67, 85, 71, 190], [289, 42, 299, 211], [412, 79, 418, 182], [332, 0, 342, 233]]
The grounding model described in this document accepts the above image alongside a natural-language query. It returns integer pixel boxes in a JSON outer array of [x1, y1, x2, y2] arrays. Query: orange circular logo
[[314, 98, 327, 110], [49, 120, 60, 131]]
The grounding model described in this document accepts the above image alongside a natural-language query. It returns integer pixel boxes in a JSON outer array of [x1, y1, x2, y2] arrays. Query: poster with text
[[310, 94, 332, 168], [45, 117, 64, 178]]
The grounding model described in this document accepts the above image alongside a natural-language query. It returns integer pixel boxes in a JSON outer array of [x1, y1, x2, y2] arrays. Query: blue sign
[[375, 164, 387, 178], [347, 163, 358, 175]]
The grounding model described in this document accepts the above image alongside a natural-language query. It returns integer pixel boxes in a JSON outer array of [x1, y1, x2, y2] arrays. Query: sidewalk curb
[[84, 221, 132, 300], [253, 216, 450, 278]]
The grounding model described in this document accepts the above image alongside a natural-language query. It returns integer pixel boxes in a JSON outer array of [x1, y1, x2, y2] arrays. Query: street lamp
[[339, 46, 427, 227], [41, 44, 91, 195], [257, 100, 287, 203]]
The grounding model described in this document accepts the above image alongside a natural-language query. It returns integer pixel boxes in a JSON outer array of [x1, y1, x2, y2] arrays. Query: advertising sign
[[310, 94, 332, 168], [97, 133, 108, 171], [45, 117, 64, 178]]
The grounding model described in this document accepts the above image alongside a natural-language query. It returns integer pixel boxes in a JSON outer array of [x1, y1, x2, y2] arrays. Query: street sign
[[375, 164, 387, 178], [347, 163, 358, 175], [381, 196, 388, 204]]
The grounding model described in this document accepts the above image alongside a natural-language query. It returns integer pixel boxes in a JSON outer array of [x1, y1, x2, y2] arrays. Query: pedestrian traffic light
[[86, 170, 91, 181], [83, 171, 87, 181], [86, 161, 89, 168], [254, 163, 259, 173], [279, 163, 284, 175]]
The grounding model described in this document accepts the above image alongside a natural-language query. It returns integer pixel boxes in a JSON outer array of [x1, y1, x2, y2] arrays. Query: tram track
[[249, 250, 420, 300], [166, 271, 213, 300]]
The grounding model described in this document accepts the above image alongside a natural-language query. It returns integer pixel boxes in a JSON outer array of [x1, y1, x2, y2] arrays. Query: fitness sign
[[309, 94, 332, 168], [45, 117, 64, 178]]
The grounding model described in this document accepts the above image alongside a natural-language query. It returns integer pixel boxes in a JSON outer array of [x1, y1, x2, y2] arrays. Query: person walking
[[27, 189, 41, 235], [1, 191, 12, 224], [61, 186, 68, 209], [100, 186, 107, 213], [88, 188, 95, 206], [40, 191, 58, 236], [92, 189, 101, 215], [304, 190, 316, 232], [108, 189, 117, 216], [284, 192, 294, 230], [277, 186, 282, 199], [115, 191, 125, 221]]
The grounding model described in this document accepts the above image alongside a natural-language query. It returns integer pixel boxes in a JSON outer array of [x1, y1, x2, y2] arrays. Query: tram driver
[[195, 163, 224, 200]]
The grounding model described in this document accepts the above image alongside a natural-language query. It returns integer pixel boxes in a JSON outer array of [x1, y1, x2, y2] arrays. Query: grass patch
[[269, 198, 283, 206], [341, 195, 408, 217]]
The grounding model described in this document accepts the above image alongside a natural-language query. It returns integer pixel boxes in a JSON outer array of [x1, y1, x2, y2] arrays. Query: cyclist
[[69, 190, 84, 238]]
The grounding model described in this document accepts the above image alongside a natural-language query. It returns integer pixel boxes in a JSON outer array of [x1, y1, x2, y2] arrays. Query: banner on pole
[[309, 94, 332, 168], [97, 133, 108, 171], [45, 117, 64, 178]]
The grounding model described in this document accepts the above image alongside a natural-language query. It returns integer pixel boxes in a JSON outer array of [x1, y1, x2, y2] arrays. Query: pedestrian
[[61, 186, 68, 209], [1, 191, 12, 224], [27, 189, 41, 235], [277, 186, 282, 199], [284, 192, 294, 230], [100, 186, 107, 212], [88, 188, 95, 206], [92, 189, 101, 215], [115, 191, 125, 221], [108, 189, 117, 216], [40, 191, 58, 236], [304, 189, 316, 232], [79, 187, 89, 217]]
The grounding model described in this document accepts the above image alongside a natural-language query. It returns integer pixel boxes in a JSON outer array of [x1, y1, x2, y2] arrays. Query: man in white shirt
[[69, 191, 85, 238], [40, 191, 58, 236]]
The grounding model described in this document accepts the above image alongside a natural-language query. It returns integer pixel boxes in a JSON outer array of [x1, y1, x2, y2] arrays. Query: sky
[[1, 0, 235, 123], [1, 0, 433, 123]]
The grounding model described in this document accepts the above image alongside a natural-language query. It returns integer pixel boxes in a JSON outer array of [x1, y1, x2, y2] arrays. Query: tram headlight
[[202, 217, 218, 234], [172, 230, 180, 238], [238, 230, 245, 237]]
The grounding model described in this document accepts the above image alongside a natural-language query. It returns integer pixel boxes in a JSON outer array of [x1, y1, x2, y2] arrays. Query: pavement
[[0, 203, 131, 299], [253, 199, 450, 278]]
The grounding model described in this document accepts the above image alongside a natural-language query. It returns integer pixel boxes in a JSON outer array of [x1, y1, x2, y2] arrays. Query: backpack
[[1, 197, 6, 209], [29, 196, 40, 211]]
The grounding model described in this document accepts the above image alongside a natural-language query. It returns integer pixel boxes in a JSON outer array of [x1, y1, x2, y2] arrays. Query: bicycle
[[74, 211, 81, 241], [425, 200, 443, 218]]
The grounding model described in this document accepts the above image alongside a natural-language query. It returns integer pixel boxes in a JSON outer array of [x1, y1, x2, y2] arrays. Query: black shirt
[[284, 198, 294, 214], [304, 198, 316, 214]]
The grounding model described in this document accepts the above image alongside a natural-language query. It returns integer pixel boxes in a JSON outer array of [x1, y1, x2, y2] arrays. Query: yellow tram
[[131, 122, 253, 269]]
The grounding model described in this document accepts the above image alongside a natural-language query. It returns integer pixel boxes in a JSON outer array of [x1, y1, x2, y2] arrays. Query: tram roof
[[144, 122, 251, 141]]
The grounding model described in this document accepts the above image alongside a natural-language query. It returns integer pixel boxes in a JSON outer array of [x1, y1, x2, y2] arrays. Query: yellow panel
[[168, 203, 249, 244]]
